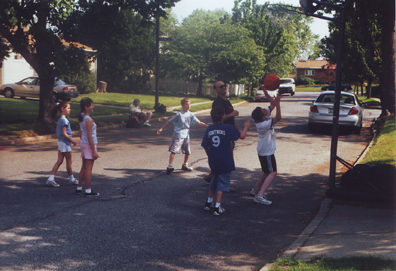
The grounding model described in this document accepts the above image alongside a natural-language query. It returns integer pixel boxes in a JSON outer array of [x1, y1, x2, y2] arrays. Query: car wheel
[[4, 88, 14, 98], [353, 123, 362, 134], [308, 122, 316, 133], [291, 92, 295, 96]]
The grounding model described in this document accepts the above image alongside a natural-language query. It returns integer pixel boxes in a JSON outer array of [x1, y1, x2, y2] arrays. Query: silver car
[[0, 77, 78, 101], [308, 91, 363, 134]]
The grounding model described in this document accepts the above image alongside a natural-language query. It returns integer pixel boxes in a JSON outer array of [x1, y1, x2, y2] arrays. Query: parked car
[[321, 83, 352, 91], [308, 91, 363, 134], [255, 86, 279, 102], [0, 77, 78, 101], [278, 78, 295, 96]]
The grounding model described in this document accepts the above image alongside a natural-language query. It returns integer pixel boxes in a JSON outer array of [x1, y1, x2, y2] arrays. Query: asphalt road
[[0, 92, 380, 271]]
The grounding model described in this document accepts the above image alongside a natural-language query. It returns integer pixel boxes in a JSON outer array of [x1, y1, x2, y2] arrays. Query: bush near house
[[296, 75, 315, 86]]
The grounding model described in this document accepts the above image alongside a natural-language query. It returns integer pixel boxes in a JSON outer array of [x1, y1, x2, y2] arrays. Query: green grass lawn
[[269, 256, 396, 271], [71, 93, 211, 109], [361, 116, 396, 166]]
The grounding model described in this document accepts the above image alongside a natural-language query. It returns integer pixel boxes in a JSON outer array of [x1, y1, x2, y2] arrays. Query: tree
[[319, 0, 395, 115], [0, 0, 180, 124], [232, 0, 318, 78], [64, 3, 156, 93], [161, 10, 265, 95]]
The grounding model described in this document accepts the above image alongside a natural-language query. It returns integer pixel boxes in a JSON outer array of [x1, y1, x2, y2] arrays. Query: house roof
[[296, 60, 336, 69]]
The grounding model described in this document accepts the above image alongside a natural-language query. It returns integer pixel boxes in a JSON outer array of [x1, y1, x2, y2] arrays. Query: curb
[[259, 198, 333, 271]]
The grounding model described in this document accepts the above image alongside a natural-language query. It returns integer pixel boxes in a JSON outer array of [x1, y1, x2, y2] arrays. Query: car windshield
[[316, 94, 356, 105], [280, 79, 292, 84], [55, 79, 66, 85], [20, 78, 37, 85]]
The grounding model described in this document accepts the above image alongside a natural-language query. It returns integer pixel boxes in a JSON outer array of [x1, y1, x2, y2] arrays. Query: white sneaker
[[249, 188, 258, 196], [213, 206, 225, 216], [46, 180, 60, 187], [254, 196, 272, 205], [249, 188, 267, 197], [143, 122, 151, 127], [70, 179, 79, 185]]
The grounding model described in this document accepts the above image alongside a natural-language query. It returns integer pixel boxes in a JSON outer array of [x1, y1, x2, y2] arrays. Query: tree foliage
[[319, 0, 395, 115], [161, 10, 265, 95], [0, 0, 180, 123]]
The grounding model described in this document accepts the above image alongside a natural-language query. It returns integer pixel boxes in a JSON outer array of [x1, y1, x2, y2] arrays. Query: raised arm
[[239, 120, 251, 139], [273, 94, 282, 125]]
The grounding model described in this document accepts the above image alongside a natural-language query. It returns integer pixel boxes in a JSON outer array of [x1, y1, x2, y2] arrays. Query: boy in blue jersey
[[201, 106, 250, 215]]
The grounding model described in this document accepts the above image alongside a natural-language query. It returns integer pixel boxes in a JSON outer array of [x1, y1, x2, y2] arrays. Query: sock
[[48, 175, 55, 181], [77, 187, 82, 191], [183, 163, 188, 166], [85, 189, 91, 194], [69, 175, 75, 181], [215, 202, 221, 208], [168, 164, 173, 167], [207, 197, 213, 203]]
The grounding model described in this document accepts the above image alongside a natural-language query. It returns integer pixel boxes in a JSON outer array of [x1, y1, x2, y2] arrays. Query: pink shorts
[[80, 143, 97, 159]]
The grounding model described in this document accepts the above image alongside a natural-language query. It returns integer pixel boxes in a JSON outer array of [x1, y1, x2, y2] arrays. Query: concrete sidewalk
[[261, 198, 396, 270]]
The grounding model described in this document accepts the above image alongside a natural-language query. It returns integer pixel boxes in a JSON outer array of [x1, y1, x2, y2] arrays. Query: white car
[[255, 87, 279, 102], [308, 91, 364, 134], [278, 78, 295, 96]]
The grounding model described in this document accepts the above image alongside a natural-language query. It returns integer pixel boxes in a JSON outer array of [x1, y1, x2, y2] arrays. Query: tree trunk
[[379, 0, 395, 116], [197, 79, 203, 96], [38, 74, 55, 124]]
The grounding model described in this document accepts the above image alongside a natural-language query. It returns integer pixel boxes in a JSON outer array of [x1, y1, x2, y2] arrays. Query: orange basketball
[[264, 74, 280, 90]]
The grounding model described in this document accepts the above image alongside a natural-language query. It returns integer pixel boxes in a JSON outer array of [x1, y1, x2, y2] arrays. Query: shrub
[[296, 75, 315, 86]]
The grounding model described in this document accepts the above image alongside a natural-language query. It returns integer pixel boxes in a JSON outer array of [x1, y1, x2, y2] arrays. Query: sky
[[171, 0, 330, 40]]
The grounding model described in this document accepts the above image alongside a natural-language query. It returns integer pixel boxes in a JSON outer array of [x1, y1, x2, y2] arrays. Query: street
[[0, 92, 380, 271]]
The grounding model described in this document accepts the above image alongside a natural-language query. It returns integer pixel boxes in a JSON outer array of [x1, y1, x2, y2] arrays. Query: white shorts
[[58, 141, 72, 153], [80, 143, 97, 160], [168, 136, 191, 154]]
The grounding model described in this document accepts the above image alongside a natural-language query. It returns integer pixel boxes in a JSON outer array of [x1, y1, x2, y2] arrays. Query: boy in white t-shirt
[[129, 99, 152, 126], [250, 88, 282, 205]]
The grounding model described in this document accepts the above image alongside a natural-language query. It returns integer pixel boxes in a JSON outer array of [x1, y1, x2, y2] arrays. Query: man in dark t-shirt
[[203, 81, 240, 185], [212, 81, 239, 127]]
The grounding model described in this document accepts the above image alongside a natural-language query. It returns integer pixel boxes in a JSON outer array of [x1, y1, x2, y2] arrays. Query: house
[[295, 59, 336, 83], [0, 40, 97, 86]]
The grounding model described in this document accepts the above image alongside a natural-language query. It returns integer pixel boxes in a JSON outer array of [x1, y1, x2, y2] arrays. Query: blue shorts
[[209, 173, 231, 192]]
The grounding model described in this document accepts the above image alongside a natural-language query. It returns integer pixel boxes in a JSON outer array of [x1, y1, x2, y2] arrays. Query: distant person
[[129, 99, 152, 127], [202, 106, 250, 215], [250, 88, 282, 205], [46, 101, 78, 187], [203, 81, 240, 186], [76, 97, 100, 197], [157, 98, 208, 174]]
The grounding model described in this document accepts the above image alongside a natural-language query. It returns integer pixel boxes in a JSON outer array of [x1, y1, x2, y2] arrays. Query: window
[[305, 70, 315, 76], [14, 54, 24, 60]]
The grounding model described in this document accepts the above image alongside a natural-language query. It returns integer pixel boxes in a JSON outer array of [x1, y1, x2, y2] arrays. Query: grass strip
[[269, 256, 396, 271]]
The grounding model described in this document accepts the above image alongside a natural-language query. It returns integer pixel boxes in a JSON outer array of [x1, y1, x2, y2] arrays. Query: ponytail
[[51, 101, 69, 119]]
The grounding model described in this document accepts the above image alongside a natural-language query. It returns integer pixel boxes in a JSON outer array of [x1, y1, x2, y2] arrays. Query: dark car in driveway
[[0, 77, 78, 101], [321, 83, 352, 91]]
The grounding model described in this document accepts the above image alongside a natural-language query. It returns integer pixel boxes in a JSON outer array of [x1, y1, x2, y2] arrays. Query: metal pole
[[328, 6, 345, 190], [155, 16, 160, 107]]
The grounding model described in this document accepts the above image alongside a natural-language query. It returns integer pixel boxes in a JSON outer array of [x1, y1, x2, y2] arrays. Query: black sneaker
[[75, 189, 82, 195], [166, 165, 174, 174], [85, 191, 100, 197], [204, 201, 214, 211], [213, 206, 225, 216]]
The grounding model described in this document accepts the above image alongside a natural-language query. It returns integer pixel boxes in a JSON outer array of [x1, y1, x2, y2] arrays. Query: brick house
[[295, 59, 336, 83]]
